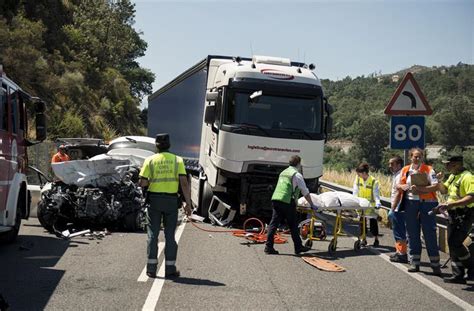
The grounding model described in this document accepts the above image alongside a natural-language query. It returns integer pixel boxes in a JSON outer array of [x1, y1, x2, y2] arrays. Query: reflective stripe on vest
[[357, 176, 376, 206], [400, 164, 437, 200], [271, 166, 300, 204], [148, 153, 179, 193]]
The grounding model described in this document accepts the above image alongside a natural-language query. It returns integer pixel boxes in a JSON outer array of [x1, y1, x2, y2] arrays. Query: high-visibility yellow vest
[[356, 175, 378, 217], [146, 152, 180, 193], [271, 166, 301, 204], [445, 170, 474, 208], [356, 175, 376, 206]]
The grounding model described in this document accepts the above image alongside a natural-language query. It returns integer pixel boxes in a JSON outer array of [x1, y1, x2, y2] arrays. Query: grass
[[322, 168, 393, 198]]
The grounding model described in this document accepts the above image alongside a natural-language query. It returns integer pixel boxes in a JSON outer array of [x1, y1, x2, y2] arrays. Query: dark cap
[[442, 155, 463, 164], [155, 133, 170, 144]]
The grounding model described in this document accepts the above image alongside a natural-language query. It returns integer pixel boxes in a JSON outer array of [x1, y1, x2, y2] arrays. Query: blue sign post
[[390, 116, 425, 149]]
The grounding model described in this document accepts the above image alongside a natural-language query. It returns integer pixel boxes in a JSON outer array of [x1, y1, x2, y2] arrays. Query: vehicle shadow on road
[[171, 277, 226, 287], [0, 234, 75, 310]]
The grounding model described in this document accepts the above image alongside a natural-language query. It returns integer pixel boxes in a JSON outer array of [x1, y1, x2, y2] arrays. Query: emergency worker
[[398, 148, 441, 275], [353, 162, 382, 246], [265, 155, 317, 255], [435, 156, 474, 284], [139, 134, 192, 278], [51, 145, 70, 163], [388, 156, 408, 263]]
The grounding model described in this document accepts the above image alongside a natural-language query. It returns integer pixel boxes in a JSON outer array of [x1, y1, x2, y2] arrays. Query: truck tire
[[0, 195, 23, 244], [199, 181, 213, 220]]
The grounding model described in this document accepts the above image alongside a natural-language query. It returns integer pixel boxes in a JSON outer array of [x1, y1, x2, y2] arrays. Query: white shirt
[[391, 170, 402, 211], [405, 164, 438, 200], [292, 172, 310, 196]]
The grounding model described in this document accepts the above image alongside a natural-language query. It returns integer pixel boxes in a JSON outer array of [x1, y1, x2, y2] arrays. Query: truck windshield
[[223, 91, 323, 139]]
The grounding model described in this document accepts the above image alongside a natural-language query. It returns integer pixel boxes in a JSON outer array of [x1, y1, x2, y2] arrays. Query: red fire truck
[[0, 65, 46, 243]]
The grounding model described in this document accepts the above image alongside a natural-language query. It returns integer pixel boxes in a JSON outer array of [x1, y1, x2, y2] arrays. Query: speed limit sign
[[390, 116, 425, 149]]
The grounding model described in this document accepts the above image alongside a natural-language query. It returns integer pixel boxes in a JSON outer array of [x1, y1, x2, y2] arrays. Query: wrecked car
[[37, 136, 156, 233]]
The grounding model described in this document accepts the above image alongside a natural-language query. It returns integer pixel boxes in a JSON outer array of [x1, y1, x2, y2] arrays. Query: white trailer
[[147, 55, 332, 223]]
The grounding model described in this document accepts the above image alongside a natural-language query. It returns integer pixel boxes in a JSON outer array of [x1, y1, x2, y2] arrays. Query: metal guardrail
[[319, 179, 451, 253]]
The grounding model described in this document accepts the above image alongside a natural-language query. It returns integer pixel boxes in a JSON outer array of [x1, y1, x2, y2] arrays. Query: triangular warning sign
[[384, 72, 432, 115]]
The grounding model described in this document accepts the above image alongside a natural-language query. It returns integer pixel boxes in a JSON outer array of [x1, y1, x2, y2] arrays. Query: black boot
[[407, 264, 419, 273], [443, 275, 467, 284], [432, 267, 442, 276], [390, 254, 408, 263], [264, 247, 279, 255], [295, 246, 311, 255], [465, 268, 474, 281], [165, 265, 180, 279]]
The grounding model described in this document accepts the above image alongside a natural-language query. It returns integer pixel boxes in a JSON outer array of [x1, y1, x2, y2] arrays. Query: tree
[[433, 95, 474, 150], [0, 0, 155, 139], [353, 114, 389, 168]]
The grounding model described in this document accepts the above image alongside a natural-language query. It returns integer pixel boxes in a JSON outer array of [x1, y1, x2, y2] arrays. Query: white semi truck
[[147, 55, 332, 223]]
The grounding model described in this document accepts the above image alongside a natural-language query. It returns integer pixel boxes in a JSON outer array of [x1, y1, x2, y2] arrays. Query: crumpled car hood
[[51, 146, 154, 187], [52, 158, 134, 187]]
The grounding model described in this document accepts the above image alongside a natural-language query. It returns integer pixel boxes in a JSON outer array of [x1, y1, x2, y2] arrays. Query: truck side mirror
[[206, 91, 218, 102], [323, 97, 333, 140], [204, 105, 216, 124], [35, 101, 47, 141]]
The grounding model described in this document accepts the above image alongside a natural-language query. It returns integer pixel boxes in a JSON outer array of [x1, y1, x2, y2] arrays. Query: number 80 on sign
[[390, 116, 425, 149]]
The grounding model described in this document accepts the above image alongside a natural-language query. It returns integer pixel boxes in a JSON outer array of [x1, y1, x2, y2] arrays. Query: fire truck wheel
[[0, 197, 23, 244]]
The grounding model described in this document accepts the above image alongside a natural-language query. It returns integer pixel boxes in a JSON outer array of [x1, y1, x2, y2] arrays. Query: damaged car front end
[[37, 136, 156, 233]]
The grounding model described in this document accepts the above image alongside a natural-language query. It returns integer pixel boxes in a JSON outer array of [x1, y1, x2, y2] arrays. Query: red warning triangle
[[384, 72, 432, 115]]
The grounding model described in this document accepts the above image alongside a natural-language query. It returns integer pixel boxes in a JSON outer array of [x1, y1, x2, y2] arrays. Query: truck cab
[[147, 55, 332, 223], [201, 56, 331, 219]]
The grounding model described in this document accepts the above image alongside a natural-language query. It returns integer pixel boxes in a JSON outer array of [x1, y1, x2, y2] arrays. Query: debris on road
[[60, 229, 91, 239], [302, 256, 346, 272]]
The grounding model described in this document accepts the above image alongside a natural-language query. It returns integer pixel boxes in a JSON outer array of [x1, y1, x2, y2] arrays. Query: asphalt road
[[1, 214, 473, 310]]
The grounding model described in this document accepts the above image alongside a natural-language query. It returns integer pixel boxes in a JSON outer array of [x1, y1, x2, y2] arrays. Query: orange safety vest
[[400, 164, 437, 200]]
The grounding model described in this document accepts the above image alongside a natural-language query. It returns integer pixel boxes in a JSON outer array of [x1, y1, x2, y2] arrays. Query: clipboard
[[410, 173, 430, 186]]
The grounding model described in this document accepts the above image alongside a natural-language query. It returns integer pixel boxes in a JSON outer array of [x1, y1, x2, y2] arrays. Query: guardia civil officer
[[265, 155, 318, 255], [435, 155, 474, 284], [139, 134, 192, 278]]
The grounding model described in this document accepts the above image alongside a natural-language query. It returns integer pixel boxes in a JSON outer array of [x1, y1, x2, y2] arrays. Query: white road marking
[[351, 236, 474, 310], [137, 241, 165, 282], [142, 221, 186, 311]]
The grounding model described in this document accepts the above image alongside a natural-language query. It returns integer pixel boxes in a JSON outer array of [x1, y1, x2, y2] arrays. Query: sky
[[132, 0, 473, 107]]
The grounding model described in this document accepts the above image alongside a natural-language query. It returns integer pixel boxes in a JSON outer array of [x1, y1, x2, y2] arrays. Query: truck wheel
[[0, 198, 23, 244], [199, 181, 213, 220]]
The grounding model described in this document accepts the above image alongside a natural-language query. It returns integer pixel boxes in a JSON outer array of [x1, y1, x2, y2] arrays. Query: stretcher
[[297, 192, 371, 255]]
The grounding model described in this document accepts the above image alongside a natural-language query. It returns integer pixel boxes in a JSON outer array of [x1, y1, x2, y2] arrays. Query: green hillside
[[321, 63, 474, 170]]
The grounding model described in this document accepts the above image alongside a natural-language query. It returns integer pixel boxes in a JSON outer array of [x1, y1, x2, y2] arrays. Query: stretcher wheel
[[328, 239, 337, 254], [304, 239, 313, 248], [354, 240, 361, 251]]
